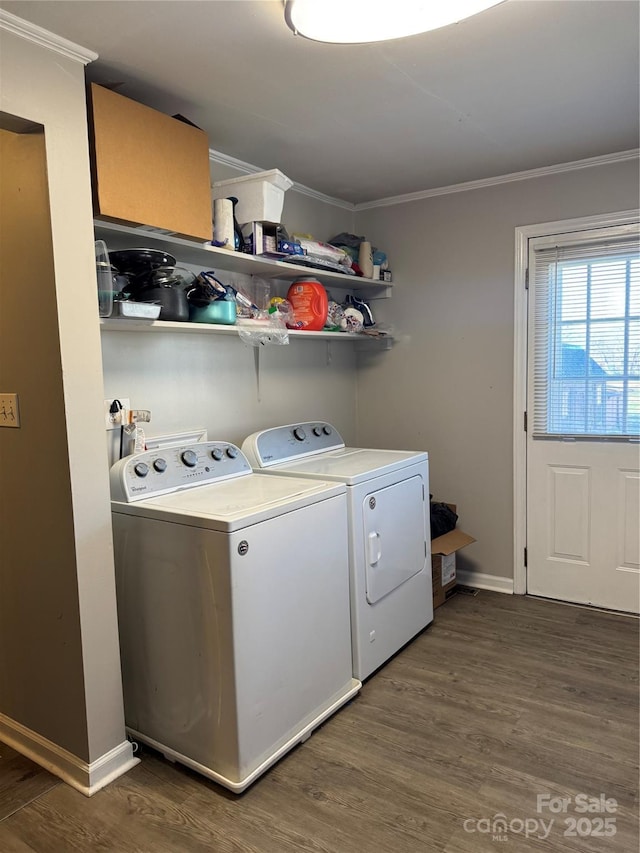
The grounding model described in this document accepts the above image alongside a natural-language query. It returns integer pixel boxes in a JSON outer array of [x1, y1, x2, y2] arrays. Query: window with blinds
[[529, 225, 640, 438]]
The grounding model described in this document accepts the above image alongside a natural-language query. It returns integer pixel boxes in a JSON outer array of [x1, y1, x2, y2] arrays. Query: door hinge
[[524, 546, 528, 567], [524, 268, 529, 290], [524, 411, 528, 432]]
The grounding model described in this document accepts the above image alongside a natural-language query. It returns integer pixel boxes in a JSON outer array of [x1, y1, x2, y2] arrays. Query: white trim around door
[[513, 209, 640, 596]]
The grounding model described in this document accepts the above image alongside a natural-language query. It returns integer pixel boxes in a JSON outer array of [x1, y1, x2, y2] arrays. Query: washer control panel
[[110, 441, 251, 502], [242, 422, 345, 467]]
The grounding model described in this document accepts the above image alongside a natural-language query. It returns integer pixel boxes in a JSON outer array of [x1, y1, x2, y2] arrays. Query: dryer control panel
[[110, 441, 251, 502], [242, 422, 345, 467]]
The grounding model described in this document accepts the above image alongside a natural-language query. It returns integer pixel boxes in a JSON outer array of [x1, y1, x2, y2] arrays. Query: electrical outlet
[[104, 397, 130, 430]]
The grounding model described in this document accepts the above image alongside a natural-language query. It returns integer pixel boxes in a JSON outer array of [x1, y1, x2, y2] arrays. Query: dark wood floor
[[1, 591, 638, 852]]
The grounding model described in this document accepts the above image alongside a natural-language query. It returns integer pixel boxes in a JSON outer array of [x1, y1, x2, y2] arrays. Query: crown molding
[[291, 180, 355, 211], [209, 147, 355, 211], [354, 149, 640, 210], [211, 146, 639, 213], [209, 147, 261, 176], [0, 10, 98, 64]]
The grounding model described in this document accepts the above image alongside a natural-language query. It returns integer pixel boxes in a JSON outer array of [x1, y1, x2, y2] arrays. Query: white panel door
[[526, 225, 640, 613], [527, 438, 639, 611]]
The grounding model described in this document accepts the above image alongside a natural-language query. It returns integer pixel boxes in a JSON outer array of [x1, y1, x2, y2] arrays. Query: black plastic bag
[[430, 499, 458, 539]]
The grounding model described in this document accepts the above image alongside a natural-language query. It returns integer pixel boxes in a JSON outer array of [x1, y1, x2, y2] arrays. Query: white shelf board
[[99, 317, 392, 347], [94, 220, 392, 298]]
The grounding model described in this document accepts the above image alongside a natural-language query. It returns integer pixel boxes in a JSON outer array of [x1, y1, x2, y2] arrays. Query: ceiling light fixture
[[284, 0, 505, 44]]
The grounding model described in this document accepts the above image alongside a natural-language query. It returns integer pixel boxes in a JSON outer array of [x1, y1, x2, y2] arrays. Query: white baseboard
[[456, 569, 514, 594], [0, 712, 139, 797]]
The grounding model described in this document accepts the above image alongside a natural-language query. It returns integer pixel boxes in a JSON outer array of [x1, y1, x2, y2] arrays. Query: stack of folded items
[[285, 237, 354, 274]]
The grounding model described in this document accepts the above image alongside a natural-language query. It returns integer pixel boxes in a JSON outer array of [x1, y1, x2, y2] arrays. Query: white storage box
[[212, 169, 293, 225], [112, 301, 161, 319]]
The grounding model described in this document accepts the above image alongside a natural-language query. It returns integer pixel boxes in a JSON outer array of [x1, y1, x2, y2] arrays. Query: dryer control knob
[[293, 427, 307, 441], [226, 446, 238, 459], [312, 426, 322, 437], [153, 458, 167, 473], [211, 448, 224, 461], [181, 450, 198, 468], [322, 425, 332, 435], [133, 462, 149, 478]]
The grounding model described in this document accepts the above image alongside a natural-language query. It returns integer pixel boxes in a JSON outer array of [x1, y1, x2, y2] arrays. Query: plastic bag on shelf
[[237, 321, 289, 347], [237, 297, 292, 347], [291, 235, 352, 268]]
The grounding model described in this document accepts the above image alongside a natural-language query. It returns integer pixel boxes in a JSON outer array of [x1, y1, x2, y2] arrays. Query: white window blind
[[530, 225, 640, 438]]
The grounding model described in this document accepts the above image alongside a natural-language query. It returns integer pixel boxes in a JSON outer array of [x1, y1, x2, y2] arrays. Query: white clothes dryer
[[242, 423, 433, 680], [110, 440, 359, 793]]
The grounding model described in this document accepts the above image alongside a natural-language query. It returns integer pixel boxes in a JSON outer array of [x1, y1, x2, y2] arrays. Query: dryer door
[[363, 474, 427, 604]]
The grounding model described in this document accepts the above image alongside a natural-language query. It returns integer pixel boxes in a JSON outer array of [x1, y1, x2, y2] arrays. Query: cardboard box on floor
[[431, 504, 476, 609], [87, 84, 212, 242]]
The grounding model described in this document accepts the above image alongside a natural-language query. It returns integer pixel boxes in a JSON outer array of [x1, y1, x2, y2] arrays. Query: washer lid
[[268, 447, 428, 486], [111, 473, 345, 531]]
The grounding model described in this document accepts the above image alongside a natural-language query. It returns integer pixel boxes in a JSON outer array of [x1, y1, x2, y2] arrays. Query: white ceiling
[[2, 0, 639, 203]]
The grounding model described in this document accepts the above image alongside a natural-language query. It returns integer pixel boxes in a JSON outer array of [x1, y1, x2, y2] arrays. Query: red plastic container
[[286, 277, 328, 331]]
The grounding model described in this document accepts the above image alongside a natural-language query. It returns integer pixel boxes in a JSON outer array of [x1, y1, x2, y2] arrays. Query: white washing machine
[[110, 440, 360, 793], [242, 423, 433, 681]]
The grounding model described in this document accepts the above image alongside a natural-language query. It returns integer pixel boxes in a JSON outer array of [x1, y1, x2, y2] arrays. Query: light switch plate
[[0, 393, 20, 428]]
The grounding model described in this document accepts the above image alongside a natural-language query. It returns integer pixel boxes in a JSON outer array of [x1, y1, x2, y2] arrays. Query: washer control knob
[[133, 462, 149, 478], [312, 426, 322, 437], [211, 447, 224, 461], [322, 425, 332, 436], [181, 450, 198, 468], [293, 427, 307, 442], [226, 446, 238, 459], [153, 458, 167, 473]]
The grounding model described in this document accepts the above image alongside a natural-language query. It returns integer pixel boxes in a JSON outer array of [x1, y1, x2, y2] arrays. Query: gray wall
[[354, 159, 639, 581]]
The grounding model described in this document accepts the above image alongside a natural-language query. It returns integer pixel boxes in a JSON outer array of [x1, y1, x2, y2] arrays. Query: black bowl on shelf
[[123, 265, 195, 296], [109, 248, 177, 277]]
